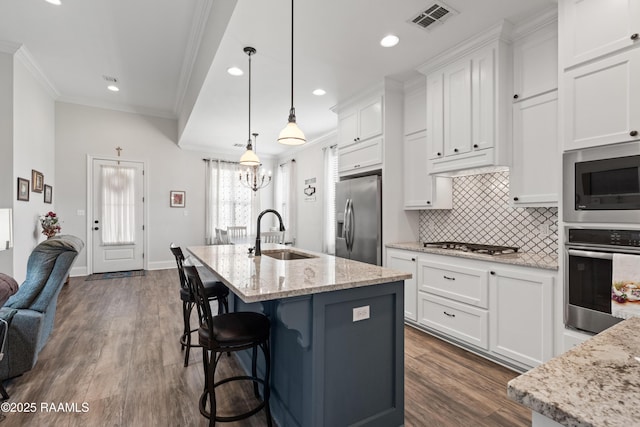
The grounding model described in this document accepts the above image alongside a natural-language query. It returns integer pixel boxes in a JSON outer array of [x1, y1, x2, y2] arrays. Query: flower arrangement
[[40, 211, 61, 239]]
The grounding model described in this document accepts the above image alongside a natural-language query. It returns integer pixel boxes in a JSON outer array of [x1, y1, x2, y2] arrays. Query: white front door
[[92, 159, 144, 273]]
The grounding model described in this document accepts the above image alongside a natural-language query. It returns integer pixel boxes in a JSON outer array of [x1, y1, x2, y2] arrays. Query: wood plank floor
[[0, 269, 529, 426]]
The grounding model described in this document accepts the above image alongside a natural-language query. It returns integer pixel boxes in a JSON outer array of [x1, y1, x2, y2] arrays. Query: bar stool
[[170, 244, 229, 367], [184, 265, 272, 427]]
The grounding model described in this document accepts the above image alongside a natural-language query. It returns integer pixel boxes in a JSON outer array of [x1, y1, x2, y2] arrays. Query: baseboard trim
[[70, 266, 88, 277], [147, 261, 175, 271]]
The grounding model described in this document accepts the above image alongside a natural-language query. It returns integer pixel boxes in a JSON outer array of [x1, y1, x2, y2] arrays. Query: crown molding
[[404, 75, 426, 93], [512, 6, 558, 41], [57, 96, 178, 120], [12, 45, 60, 99], [0, 41, 21, 55], [174, 0, 213, 115]]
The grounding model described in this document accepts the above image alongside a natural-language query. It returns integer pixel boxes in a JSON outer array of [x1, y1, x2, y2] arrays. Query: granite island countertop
[[188, 243, 411, 303], [508, 317, 640, 427], [386, 242, 558, 270]]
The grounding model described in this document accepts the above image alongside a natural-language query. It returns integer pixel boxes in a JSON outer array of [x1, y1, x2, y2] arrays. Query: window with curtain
[[101, 165, 136, 245], [204, 160, 254, 244], [276, 160, 296, 244], [323, 145, 338, 254]]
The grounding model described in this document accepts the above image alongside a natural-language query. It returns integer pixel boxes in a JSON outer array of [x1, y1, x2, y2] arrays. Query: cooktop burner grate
[[423, 241, 519, 255]]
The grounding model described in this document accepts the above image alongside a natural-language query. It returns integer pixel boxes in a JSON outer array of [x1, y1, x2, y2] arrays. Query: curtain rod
[[279, 158, 296, 167], [202, 158, 240, 164]]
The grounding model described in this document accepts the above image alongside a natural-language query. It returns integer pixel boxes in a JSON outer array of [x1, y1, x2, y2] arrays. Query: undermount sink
[[261, 249, 317, 261]]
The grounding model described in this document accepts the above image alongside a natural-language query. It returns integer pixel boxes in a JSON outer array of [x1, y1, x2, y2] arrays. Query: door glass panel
[[101, 165, 136, 245]]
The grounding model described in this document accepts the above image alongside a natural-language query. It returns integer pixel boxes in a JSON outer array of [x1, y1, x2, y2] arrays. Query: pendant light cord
[[290, 0, 294, 110], [248, 49, 252, 147]]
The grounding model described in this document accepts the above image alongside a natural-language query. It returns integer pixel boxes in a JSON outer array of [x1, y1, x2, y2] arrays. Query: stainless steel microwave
[[563, 141, 640, 223]]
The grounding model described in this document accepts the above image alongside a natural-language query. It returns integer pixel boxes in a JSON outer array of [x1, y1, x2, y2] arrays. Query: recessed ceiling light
[[45, 0, 62, 5], [107, 85, 120, 92], [380, 35, 400, 47], [227, 67, 243, 76], [312, 89, 326, 96]]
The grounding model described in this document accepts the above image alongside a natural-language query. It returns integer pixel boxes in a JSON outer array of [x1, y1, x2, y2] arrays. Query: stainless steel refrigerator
[[335, 174, 382, 265]]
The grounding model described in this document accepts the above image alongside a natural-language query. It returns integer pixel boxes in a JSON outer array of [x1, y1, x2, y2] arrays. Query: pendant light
[[277, 0, 306, 146], [240, 47, 260, 166], [238, 47, 272, 192]]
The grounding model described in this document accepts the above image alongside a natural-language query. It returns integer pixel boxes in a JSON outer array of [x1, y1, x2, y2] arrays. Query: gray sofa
[[0, 235, 83, 382]]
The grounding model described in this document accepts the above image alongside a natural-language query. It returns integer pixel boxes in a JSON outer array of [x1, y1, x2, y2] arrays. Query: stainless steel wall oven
[[565, 228, 640, 334]]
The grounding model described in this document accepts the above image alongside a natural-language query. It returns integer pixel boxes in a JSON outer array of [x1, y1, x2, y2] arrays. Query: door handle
[[93, 227, 99, 231], [567, 249, 613, 260], [342, 199, 350, 241], [349, 199, 356, 251]]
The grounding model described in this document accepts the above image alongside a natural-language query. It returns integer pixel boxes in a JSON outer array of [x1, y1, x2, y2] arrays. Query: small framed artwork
[[32, 170, 44, 193], [44, 184, 53, 204], [17, 178, 29, 201], [170, 191, 186, 208]]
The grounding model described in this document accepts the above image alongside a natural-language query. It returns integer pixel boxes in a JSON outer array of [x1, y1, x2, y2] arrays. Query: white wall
[[11, 54, 56, 282], [0, 53, 13, 274], [277, 132, 337, 253], [55, 102, 274, 274]]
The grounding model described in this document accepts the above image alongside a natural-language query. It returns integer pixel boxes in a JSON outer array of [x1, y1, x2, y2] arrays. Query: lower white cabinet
[[392, 249, 556, 370], [489, 267, 554, 367], [385, 248, 418, 321]]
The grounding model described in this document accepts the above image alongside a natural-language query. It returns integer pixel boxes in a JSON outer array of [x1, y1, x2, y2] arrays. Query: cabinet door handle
[[426, 201, 431, 205], [443, 311, 456, 318], [93, 227, 99, 231], [437, 152, 442, 156], [354, 164, 360, 168], [631, 130, 638, 137], [513, 94, 519, 99], [490, 271, 496, 275], [473, 144, 478, 149], [443, 275, 455, 281], [513, 197, 519, 201], [632, 33, 639, 40], [411, 258, 416, 262], [453, 148, 459, 153]]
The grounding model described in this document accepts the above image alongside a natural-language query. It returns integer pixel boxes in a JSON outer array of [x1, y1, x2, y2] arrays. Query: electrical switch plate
[[77, 209, 85, 216], [353, 305, 370, 322]]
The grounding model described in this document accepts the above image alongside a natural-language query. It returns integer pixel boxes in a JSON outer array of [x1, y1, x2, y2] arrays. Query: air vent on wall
[[409, 2, 458, 30]]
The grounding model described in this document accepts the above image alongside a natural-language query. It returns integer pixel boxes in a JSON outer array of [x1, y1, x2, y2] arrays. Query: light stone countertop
[[187, 244, 411, 303], [386, 242, 558, 270], [508, 317, 640, 427]]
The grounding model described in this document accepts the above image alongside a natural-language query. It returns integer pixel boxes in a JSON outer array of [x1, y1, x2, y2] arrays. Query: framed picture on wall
[[32, 170, 44, 193], [44, 184, 53, 204], [170, 191, 186, 208], [17, 178, 29, 201]]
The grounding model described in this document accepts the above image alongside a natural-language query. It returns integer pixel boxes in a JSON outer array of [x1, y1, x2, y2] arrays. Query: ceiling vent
[[409, 2, 458, 31], [102, 75, 118, 83], [233, 143, 245, 148]]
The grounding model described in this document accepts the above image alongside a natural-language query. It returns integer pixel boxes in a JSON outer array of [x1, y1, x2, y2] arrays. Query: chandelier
[[238, 46, 272, 192], [240, 133, 272, 192]]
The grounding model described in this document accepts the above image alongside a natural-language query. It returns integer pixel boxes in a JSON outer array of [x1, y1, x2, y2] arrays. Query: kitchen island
[[187, 243, 410, 427], [508, 317, 640, 427]]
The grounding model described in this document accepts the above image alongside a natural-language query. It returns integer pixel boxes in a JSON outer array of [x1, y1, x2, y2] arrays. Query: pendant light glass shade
[[279, 0, 306, 146], [239, 147, 260, 166]]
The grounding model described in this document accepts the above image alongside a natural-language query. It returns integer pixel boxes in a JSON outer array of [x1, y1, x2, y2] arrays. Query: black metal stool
[[170, 244, 229, 367], [184, 265, 272, 427]]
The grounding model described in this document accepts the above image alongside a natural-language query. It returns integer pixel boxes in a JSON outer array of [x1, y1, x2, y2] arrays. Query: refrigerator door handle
[[345, 198, 352, 250], [348, 198, 356, 252]]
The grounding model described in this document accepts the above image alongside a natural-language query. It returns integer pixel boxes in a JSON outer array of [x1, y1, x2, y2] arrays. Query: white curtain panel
[[322, 145, 338, 254], [101, 165, 136, 245], [288, 159, 297, 245]]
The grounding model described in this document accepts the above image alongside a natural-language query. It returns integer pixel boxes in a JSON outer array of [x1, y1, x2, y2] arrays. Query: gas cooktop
[[423, 241, 519, 255]]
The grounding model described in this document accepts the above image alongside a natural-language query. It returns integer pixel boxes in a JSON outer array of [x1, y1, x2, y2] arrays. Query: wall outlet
[[76, 209, 85, 216], [353, 305, 370, 322]]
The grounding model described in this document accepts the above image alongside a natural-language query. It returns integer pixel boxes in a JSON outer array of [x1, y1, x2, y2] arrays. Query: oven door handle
[[567, 249, 614, 260]]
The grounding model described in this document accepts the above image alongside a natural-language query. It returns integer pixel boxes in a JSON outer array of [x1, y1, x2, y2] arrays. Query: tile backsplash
[[418, 170, 558, 255]]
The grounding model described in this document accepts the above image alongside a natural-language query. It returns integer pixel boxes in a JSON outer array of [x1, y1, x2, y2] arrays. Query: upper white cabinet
[[511, 18, 559, 206], [419, 22, 511, 174], [403, 131, 452, 210], [511, 91, 559, 206], [513, 22, 558, 101], [404, 79, 427, 136], [337, 96, 383, 147], [561, 0, 640, 69], [563, 48, 640, 150]]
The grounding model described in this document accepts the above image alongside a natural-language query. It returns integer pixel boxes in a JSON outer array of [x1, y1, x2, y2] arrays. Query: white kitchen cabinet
[[417, 257, 489, 308], [513, 22, 558, 101], [403, 131, 452, 210], [386, 248, 418, 321], [338, 137, 383, 176], [563, 48, 640, 150], [419, 22, 511, 173], [560, 0, 640, 69], [489, 267, 554, 368], [511, 91, 559, 206], [337, 96, 383, 147], [404, 80, 427, 136]]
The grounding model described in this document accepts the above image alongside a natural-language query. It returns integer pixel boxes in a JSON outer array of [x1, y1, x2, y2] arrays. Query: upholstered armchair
[[0, 235, 83, 384]]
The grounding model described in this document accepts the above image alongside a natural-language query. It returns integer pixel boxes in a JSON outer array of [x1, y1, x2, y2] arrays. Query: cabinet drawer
[[418, 292, 488, 350], [417, 259, 489, 308]]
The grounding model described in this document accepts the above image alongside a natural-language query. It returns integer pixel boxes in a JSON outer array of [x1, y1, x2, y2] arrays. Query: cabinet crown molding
[[417, 20, 513, 76], [511, 6, 558, 41]]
